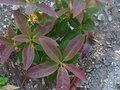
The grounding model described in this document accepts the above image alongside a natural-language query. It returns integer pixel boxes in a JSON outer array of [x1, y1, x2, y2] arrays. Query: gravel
[[89, 0, 120, 90]]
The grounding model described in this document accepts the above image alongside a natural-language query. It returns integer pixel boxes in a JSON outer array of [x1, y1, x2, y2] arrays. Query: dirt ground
[[0, 0, 120, 90], [88, 0, 120, 90]]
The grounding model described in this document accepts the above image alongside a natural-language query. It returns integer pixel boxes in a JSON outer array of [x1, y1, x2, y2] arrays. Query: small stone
[[97, 14, 105, 21], [4, 9, 7, 12], [50, 2, 54, 7], [3, 25, 6, 28], [117, 4, 120, 7], [5, 15, 8, 18], [52, 88, 56, 90], [29, 79, 32, 82], [42, 78, 45, 85], [2, 31, 5, 34], [4, 19, 7, 22], [11, 14, 14, 19], [94, 21, 99, 26], [11, 5, 20, 10], [0, 4, 4, 8], [118, 9, 120, 12], [106, 42, 110, 45], [107, 44, 112, 48], [108, 16, 112, 21], [34, 84, 38, 88]]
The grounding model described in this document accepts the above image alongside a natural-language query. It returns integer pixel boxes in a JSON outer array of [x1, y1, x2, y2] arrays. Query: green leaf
[[35, 45, 43, 51], [33, 50, 41, 65], [55, 0, 62, 9], [69, 18, 80, 28], [66, 54, 80, 65], [48, 71, 57, 82], [59, 31, 78, 52], [61, 0, 68, 8], [0, 77, 8, 86], [56, 18, 69, 36], [87, 7, 100, 15], [17, 50, 22, 63], [83, 19, 95, 32]]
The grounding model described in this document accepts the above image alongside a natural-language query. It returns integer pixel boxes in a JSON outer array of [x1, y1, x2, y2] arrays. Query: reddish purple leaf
[[70, 77, 80, 90], [56, 67, 70, 90], [27, 62, 58, 78], [23, 44, 34, 70], [0, 0, 26, 5], [73, 0, 86, 17], [65, 64, 87, 81], [99, 0, 112, 4], [40, 21, 55, 36], [76, 13, 84, 24], [70, 86, 77, 90], [0, 36, 9, 44], [64, 35, 85, 61], [34, 36, 58, 47], [106, 0, 112, 4], [13, 10, 31, 35], [25, 5, 37, 15], [39, 2, 58, 18], [33, 18, 55, 36], [39, 37, 62, 63], [56, 8, 67, 17], [0, 43, 6, 55], [0, 46, 13, 64], [33, 24, 43, 36], [40, 36, 58, 46], [81, 44, 92, 59], [12, 34, 29, 43], [67, 0, 73, 12], [7, 26, 16, 39], [87, 32, 94, 45]]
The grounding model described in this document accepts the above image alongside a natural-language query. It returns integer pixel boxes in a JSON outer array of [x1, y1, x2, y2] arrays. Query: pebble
[[97, 14, 105, 21], [118, 9, 120, 12], [42, 78, 45, 85], [0, 4, 4, 8], [34, 84, 38, 88], [11, 14, 14, 19], [3, 25, 6, 28], [11, 5, 20, 10], [107, 44, 112, 48], [108, 16, 112, 21]]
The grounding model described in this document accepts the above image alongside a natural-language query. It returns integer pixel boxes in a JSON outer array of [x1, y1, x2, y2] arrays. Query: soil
[[0, 0, 120, 90], [88, 0, 120, 90]]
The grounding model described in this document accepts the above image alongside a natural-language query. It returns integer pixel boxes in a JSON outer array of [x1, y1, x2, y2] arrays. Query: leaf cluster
[[0, 0, 112, 90]]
